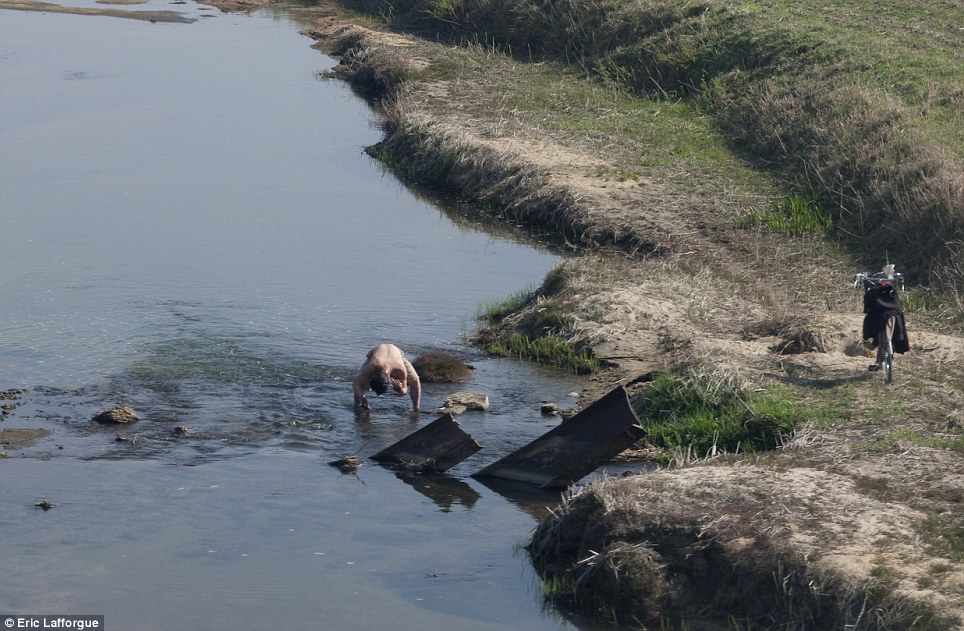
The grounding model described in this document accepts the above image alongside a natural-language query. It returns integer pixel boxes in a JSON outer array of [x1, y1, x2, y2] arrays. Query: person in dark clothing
[[862, 281, 909, 371]]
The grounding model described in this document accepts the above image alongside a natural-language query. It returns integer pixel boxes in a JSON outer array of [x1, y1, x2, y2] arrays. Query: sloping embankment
[[303, 5, 964, 628]]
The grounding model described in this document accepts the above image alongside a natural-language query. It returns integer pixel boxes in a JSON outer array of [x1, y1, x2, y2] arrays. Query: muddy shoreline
[[0, 0, 195, 21]]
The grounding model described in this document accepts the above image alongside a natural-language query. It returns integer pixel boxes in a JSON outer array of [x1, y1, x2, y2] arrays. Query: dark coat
[[862, 284, 910, 354]]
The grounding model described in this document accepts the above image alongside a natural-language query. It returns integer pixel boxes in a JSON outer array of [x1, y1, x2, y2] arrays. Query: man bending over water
[[353, 343, 421, 412]]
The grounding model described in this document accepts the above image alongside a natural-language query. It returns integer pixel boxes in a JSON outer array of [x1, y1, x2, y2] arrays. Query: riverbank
[[294, 1, 964, 627]]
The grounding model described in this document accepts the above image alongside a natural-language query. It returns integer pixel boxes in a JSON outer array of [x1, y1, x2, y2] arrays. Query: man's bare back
[[353, 343, 421, 411]]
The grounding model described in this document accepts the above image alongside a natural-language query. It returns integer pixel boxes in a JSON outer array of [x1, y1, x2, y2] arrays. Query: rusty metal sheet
[[370, 413, 483, 473], [472, 386, 645, 489]]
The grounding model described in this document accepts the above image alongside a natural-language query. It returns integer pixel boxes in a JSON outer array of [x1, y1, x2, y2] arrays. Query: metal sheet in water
[[472, 386, 645, 488], [371, 413, 483, 472]]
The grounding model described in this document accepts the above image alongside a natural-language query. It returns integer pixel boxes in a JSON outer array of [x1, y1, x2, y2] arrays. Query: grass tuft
[[480, 286, 536, 325], [632, 366, 801, 460], [486, 333, 598, 374], [736, 194, 833, 237]]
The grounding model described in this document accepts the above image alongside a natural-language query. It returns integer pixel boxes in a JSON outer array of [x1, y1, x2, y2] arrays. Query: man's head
[[370, 372, 390, 396]]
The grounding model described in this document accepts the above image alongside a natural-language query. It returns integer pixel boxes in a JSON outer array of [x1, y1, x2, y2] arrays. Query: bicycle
[[854, 268, 904, 384]]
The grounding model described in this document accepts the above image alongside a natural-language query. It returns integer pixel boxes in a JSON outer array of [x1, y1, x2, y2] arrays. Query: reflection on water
[[393, 470, 483, 512], [0, 456, 600, 631], [0, 4, 639, 631]]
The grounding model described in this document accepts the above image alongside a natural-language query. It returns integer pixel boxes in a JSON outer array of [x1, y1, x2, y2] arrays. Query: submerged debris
[[371, 414, 483, 473], [474, 386, 644, 489], [394, 458, 439, 473], [329, 455, 365, 474]]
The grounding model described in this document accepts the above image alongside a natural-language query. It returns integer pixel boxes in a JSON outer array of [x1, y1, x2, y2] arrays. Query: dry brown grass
[[529, 468, 961, 628], [715, 73, 964, 291]]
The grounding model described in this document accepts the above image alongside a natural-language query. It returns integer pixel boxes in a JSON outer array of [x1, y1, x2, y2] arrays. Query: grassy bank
[[336, 0, 964, 292], [473, 269, 600, 373], [307, 1, 964, 627]]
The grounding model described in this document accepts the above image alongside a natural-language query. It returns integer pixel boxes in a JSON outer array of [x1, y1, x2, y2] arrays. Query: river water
[[0, 2, 636, 629]]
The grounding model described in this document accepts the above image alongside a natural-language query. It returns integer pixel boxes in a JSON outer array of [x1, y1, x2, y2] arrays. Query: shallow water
[[0, 3, 636, 629]]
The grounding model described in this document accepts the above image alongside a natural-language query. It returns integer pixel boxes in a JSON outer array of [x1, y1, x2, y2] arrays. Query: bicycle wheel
[[883, 339, 894, 384]]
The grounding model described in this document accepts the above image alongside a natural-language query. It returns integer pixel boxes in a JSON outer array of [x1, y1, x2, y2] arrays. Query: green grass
[[480, 286, 536, 324], [486, 333, 598, 374], [633, 368, 802, 459], [922, 518, 964, 564], [891, 427, 964, 452], [476, 266, 591, 372], [539, 81, 745, 173], [855, 426, 964, 454], [347, 0, 964, 290], [736, 194, 833, 237]]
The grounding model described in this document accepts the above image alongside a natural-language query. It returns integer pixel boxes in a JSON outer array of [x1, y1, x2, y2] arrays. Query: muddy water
[[0, 3, 635, 629]]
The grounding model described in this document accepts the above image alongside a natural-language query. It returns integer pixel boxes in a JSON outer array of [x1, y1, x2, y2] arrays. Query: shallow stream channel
[[0, 2, 638, 629]]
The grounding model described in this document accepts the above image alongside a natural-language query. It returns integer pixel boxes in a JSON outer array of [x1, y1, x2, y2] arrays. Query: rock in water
[[92, 406, 139, 424], [411, 351, 473, 382], [442, 391, 490, 414], [541, 403, 560, 416], [329, 455, 364, 474]]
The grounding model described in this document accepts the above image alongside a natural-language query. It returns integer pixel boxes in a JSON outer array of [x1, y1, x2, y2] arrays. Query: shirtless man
[[353, 343, 421, 411]]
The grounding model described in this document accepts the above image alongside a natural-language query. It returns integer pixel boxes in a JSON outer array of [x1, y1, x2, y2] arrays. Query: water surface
[[0, 3, 636, 629]]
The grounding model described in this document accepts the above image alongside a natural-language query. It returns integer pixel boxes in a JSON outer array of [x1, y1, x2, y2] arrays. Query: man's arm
[[353, 369, 371, 410], [409, 376, 421, 411]]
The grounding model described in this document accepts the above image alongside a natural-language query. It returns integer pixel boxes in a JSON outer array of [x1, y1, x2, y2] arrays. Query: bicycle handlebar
[[854, 271, 904, 290]]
